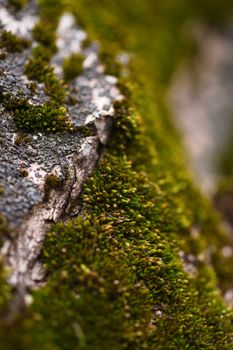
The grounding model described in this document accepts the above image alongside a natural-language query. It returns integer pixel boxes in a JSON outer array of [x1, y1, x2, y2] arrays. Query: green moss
[[32, 23, 57, 53], [0, 31, 30, 53], [25, 56, 53, 83], [99, 49, 122, 77], [2, 93, 71, 133], [14, 102, 70, 133], [0, 186, 4, 196], [63, 53, 84, 82], [8, 0, 27, 11], [219, 128, 233, 177], [81, 37, 92, 50]]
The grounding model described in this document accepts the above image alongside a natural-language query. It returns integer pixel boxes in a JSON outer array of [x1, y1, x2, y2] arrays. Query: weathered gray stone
[[0, 0, 122, 298]]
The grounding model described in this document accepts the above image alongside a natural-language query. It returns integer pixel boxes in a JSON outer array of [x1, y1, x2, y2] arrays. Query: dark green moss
[[63, 53, 84, 82], [81, 37, 91, 49], [219, 130, 233, 177], [0, 52, 6, 60], [99, 49, 122, 77], [66, 94, 78, 106], [0, 214, 10, 239], [32, 23, 57, 53], [0, 31, 30, 53], [8, 0, 27, 11], [0, 186, 4, 196], [25, 56, 53, 83]]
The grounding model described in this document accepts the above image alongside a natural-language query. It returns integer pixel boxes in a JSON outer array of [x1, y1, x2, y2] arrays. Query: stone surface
[[169, 24, 233, 195], [0, 1, 122, 295]]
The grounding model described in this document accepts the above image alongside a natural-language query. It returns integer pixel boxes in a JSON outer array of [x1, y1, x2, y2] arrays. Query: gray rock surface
[[0, 1, 122, 298], [169, 24, 233, 195]]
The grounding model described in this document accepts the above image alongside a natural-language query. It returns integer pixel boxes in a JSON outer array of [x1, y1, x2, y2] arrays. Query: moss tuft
[[25, 56, 53, 83], [63, 53, 84, 82], [2, 93, 71, 133], [32, 22, 57, 53], [8, 0, 27, 11], [0, 52, 6, 60], [0, 31, 30, 53]]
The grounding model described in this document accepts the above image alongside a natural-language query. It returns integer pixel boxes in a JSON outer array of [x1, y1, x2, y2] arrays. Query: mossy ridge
[[70, 0, 233, 290], [2, 153, 233, 349], [28, 1, 233, 348]]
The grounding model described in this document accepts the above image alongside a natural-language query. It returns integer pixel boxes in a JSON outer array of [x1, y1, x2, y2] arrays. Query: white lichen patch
[[221, 246, 233, 258], [224, 289, 233, 306], [83, 52, 98, 69], [0, 7, 38, 38], [51, 12, 123, 144], [26, 163, 47, 190], [190, 226, 200, 239], [52, 13, 86, 75]]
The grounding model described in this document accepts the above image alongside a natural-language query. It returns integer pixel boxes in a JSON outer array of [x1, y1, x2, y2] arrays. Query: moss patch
[[63, 53, 84, 82], [1, 93, 71, 133], [8, 0, 28, 11], [0, 31, 30, 53]]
